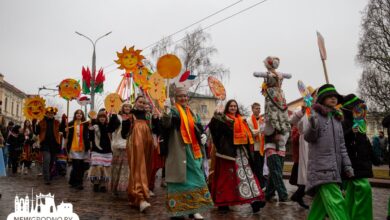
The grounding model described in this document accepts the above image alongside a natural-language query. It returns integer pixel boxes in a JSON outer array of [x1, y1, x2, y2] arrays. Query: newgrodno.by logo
[[7, 191, 79, 220]]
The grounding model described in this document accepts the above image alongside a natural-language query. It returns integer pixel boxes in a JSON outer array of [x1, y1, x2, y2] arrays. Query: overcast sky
[[0, 0, 368, 115]]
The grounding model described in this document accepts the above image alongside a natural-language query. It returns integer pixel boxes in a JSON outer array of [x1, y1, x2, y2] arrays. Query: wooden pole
[[321, 59, 329, 84]]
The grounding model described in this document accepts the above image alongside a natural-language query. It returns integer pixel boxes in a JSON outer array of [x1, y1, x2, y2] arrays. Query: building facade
[[0, 73, 27, 126], [188, 92, 218, 125]]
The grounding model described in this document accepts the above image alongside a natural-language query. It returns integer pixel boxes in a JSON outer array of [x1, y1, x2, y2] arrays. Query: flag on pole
[[317, 31, 327, 60]]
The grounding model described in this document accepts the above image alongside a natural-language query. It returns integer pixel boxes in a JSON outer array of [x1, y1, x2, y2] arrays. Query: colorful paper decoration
[[23, 96, 46, 120], [82, 67, 105, 94], [77, 96, 91, 106], [104, 93, 123, 113], [115, 46, 145, 73], [157, 54, 182, 79], [208, 76, 226, 100], [148, 72, 166, 100], [88, 110, 97, 120], [133, 67, 152, 90], [352, 102, 367, 133], [59, 79, 81, 101], [297, 80, 313, 116], [175, 70, 198, 90]]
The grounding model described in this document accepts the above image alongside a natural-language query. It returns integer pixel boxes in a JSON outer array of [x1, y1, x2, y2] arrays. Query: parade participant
[[254, 56, 291, 202], [33, 107, 61, 184], [4, 121, 14, 169], [64, 109, 90, 190], [88, 111, 115, 193], [7, 125, 24, 175], [341, 94, 380, 220], [0, 130, 6, 177], [121, 96, 156, 212], [304, 84, 354, 220], [109, 101, 131, 195], [209, 99, 265, 214], [161, 87, 213, 219], [20, 120, 34, 175], [288, 86, 317, 209], [246, 102, 266, 188]]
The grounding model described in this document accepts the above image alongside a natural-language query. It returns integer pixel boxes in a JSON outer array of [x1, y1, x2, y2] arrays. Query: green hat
[[316, 84, 343, 104]]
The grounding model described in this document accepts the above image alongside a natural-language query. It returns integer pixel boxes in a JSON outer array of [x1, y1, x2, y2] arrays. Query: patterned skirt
[[167, 145, 214, 217], [88, 152, 112, 182], [211, 147, 265, 206], [110, 148, 129, 192]]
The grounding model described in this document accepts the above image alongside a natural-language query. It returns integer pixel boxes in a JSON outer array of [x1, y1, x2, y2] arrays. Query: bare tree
[[357, 0, 390, 112], [147, 28, 229, 97]]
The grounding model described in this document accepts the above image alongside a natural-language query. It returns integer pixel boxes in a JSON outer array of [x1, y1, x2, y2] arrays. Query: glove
[[201, 134, 207, 145]]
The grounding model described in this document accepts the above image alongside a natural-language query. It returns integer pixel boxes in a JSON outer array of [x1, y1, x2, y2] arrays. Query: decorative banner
[[208, 76, 226, 100], [59, 79, 81, 101], [23, 96, 46, 120], [104, 93, 123, 113], [82, 67, 92, 94], [148, 72, 166, 100], [77, 96, 91, 106], [297, 80, 313, 116], [157, 54, 182, 79], [133, 67, 152, 90], [115, 46, 145, 73]]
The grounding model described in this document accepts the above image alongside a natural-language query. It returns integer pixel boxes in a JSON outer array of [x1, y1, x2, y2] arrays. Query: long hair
[[73, 109, 86, 122], [23, 120, 32, 133], [224, 99, 241, 115]]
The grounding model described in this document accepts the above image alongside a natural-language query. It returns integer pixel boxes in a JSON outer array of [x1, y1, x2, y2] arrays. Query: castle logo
[[7, 191, 79, 220]]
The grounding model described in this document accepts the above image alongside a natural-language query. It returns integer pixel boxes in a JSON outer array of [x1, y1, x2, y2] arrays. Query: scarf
[[176, 103, 202, 159], [71, 121, 84, 152], [251, 114, 265, 156], [226, 113, 254, 145]]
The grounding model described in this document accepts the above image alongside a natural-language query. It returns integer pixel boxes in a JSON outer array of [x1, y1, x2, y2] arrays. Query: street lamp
[[75, 31, 112, 111]]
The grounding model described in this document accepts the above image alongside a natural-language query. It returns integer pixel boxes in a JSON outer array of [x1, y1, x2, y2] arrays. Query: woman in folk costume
[[254, 56, 291, 202], [88, 111, 115, 193], [246, 102, 266, 188], [288, 86, 317, 209], [121, 95, 157, 212], [341, 94, 380, 220], [20, 120, 34, 175], [209, 99, 265, 214], [161, 87, 213, 220], [109, 102, 132, 195], [65, 109, 90, 190]]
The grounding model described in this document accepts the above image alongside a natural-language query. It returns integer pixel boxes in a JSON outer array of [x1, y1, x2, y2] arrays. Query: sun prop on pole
[[58, 78, 81, 131], [208, 76, 226, 111], [156, 54, 182, 104]]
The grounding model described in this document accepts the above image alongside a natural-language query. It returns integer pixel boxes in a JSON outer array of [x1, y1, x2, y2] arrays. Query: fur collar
[[312, 103, 344, 121]]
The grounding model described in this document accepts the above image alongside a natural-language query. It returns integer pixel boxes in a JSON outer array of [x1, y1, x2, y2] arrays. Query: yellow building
[[188, 92, 218, 125], [0, 73, 27, 126]]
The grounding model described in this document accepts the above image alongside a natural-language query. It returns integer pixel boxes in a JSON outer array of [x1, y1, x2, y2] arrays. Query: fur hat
[[342, 94, 364, 109], [316, 84, 343, 104], [174, 86, 188, 96]]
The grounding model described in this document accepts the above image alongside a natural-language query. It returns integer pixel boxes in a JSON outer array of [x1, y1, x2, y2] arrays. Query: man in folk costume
[[254, 56, 291, 202], [246, 102, 266, 188], [32, 107, 61, 185], [161, 86, 213, 220]]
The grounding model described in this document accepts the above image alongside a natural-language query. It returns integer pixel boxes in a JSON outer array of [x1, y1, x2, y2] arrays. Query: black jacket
[[342, 110, 380, 179], [63, 121, 91, 153], [89, 120, 116, 154], [8, 133, 25, 152]]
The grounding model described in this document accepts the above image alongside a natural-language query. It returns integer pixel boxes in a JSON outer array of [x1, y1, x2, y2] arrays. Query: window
[[4, 97, 7, 112], [11, 102, 14, 115], [16, 104, 19, 116], [201, 105, 208, 114]]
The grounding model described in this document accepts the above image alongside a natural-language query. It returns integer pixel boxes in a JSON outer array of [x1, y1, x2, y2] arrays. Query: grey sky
[[0, 0, 367, 115]]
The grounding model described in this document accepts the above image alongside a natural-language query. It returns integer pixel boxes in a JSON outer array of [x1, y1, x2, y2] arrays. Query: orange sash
[[226, 113, 254, 145], [251, 114, 265, 156], [176, 104, 202, 159], [71, 121, 84, 152]]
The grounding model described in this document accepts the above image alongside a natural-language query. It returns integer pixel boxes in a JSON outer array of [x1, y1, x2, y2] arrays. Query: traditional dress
[[88, 120, 115, 191], [122, 109, 155, 207], [109, 114, 130, 193], [162, 104, 214, 217], [209, 112, 265, 207]]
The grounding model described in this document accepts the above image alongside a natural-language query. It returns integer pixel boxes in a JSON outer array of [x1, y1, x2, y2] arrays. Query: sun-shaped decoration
[[115, 46, 145, 73], [23, 96, 46, 120]]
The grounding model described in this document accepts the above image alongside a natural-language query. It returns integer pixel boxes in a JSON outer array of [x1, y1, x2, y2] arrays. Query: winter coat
[[89, 121, 116, 154], [342, 110, 380, 179], [63, 121, 90, 153], [161, 106, 203, 183], [209, 112, 252, 161], [35, 117, 61, 152], [304, 104, 353, 196]]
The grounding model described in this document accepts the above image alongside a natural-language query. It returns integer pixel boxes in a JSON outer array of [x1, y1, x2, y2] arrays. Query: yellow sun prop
[[115, 46, 145, 73], [59, 79, 81, 100], [23, 96, 46, 120]]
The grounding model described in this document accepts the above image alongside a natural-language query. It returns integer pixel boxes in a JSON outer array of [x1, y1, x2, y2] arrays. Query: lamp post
[[75, 31, 112, 111]]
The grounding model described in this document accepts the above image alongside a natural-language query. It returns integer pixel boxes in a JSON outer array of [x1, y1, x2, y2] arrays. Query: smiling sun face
[[115, 46, 145, 73], [23, 96, 46, 120], [59, 79, 81, 100]]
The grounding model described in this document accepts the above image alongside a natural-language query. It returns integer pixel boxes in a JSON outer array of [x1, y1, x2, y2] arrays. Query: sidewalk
[[283, 162, 390, 188]]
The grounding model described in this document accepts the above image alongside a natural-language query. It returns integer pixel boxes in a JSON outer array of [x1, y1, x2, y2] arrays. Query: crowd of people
[[0, 57, 389, 220]]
